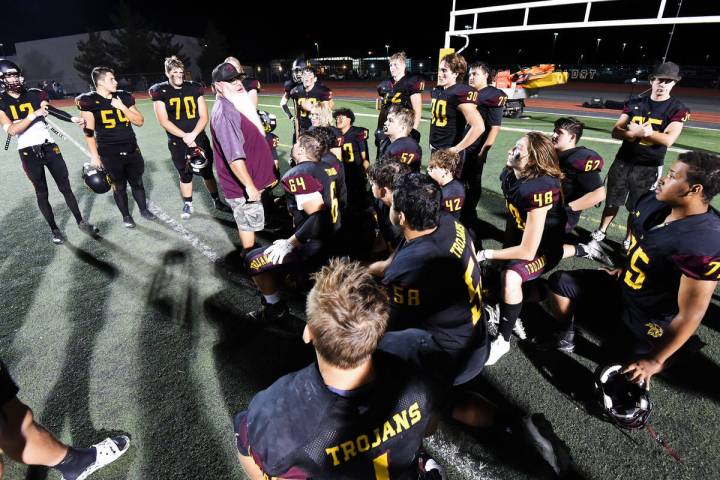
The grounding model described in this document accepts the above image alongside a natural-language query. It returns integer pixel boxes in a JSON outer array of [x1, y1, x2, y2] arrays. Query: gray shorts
[[226, 197, 265, 232], [605, 159, 660, 210]]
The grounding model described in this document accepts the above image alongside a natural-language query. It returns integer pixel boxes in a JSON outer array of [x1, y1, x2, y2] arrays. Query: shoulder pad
[[27, 88, 49, 102], [454, 84, 475, 104], [116, 90, 135, 106], [148, 82, 166, 101], [282, 169, 324, 195], [378, 79, 392, 96], [189, 81, 205, 97], [75, 92, 99, 111], [568, 148, 604, 172]]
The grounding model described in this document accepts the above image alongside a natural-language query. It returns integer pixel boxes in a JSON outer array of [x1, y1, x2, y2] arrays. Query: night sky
[[2, 0, 719, 66]]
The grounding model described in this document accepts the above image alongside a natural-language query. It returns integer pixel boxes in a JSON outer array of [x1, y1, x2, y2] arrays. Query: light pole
[[595, 38, 602, 61], [620, 42, 627, 63], [578, 53, 584, 65], [314, 42, 319, 58], [552, 32, 558, 59], [385, 44, 390, 57]]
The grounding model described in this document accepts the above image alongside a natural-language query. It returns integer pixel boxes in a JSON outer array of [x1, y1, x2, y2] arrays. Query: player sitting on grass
[[479, 132, 566, 366], [427, 148, 465, 221], [368, 155, 411, 253], [243, 133, 336, 322], [534, 151, 720, 389], [0, 359, 129, 480]]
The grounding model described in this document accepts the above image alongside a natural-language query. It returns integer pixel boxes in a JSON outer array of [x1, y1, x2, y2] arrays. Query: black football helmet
[[258, 110, 277, 133], [594, 364, 652, 430], [292, 58, 308, 83], [186, 146, 208, 174], [82, 163, 112, 194], [0, 59, 25, 94]]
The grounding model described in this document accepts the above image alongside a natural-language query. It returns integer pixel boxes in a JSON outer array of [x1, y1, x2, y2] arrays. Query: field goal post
[[443, 0, 720, 56]]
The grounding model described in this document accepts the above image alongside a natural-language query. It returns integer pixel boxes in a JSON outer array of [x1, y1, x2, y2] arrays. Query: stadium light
[[552, 32, 558, 58], [385, 44, 390, 57], [371, 63, 375, 68], [314, 42, 320, 57], [419, 62, 424, 68], [620, 42, 627, 61], [278, 65, 283, 71]]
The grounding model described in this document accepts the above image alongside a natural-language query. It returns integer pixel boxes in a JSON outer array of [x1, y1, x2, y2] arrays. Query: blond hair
[[164, 56, 184, 74]]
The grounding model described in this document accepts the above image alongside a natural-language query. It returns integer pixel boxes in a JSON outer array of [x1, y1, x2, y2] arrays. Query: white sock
[[264, 293, 280, 304]]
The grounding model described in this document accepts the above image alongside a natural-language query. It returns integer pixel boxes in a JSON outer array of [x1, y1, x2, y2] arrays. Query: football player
[[0, 358, 130, 479], [235, 258, 447, 479], [279, 58, 305, 122], [77, 67, 156, 227], [289, 67, 333, 134], [428, 148, 465, 220], [429, 53, 485, 156], [243, 133, 337, 321], [367, 155, 411, 252], [376, 51, 424, 139], [224, 56, 261, 109], [368, 173, 488, 386], [377, 106, 422, 172], [549, 117, 609, 261], [0, 60, 98, 244], [462, 61, 507, 206], [307, 126, 347, 237], [478, 133, 566, 365], [149, 56, 231, 219], [538, 151, 720, 388], [590, 62, 690, 250]]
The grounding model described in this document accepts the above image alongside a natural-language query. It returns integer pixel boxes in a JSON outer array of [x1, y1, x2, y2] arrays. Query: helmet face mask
[[0, 60, 25, 94], [186, 146, 208, 174], [595, 364, 652, 430], [291, 59, 308, 83]]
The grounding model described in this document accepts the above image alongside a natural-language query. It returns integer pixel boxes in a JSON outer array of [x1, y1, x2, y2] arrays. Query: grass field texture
[[0, 93, 718, 479]]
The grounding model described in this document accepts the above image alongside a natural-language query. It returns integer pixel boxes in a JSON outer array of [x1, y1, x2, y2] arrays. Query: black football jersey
[[242, 77, 261, 93], [378, 136, 422, 173], [429, 83, 476, 149], [290, 83, 333, 131], [284, 79, 301, 96], [148, 81, 204, 138], [383, 213, 485, 357], [558, 146, 604, 203], [376, 75, 424, 129], [441, 179, 465, 220], [266, 132, 279, 160], [617, 96, 690, 166], [500, 168, 566, 248], [620, 192, 720, 339], [465, 85, 507, 154], [321, 152, 347, 231], [373, 198, 402, 249], [0, 88, 48, 121], [236, 352, 441, 479], [281, 160, 335, 241], [337, 126, 370, 210], [76, 90, 137, 147]]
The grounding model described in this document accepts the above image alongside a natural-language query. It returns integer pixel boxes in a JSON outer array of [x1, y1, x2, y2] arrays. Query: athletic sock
[[182, 196, 192, 204], [53, 447, 96, 480], [61, 190, 83, 223], [131, 186, 148, 211], [263, 293, 280, 305], [112, 189, 131, 217], [499, 302, 523, 342]]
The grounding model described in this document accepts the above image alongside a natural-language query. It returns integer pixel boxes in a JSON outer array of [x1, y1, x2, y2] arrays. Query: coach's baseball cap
[[212, 62, 242, 83], [650, 62, 682, 81]]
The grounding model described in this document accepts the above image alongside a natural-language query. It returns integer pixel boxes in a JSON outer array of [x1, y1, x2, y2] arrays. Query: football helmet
[[82, 163, 112, 194], [594, 364, 652, 430], [0, 59, 25, 94], [186, 146, 208, 173], [258, 110, 277, 133], [292, 58, 308, 83]]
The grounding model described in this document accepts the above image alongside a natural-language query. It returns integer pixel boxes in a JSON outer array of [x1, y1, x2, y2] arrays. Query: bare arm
[[451, 103, 485, 154], [2, 104, 48, 136], [611, 113, 637, 141], [624, 275, 717, 388], [481, 125, 501, 153], [368, 250, 397, 278], [643, 121, 684, 147], [567, 186, 606, 212], [229, 159, 262, 202], [410, 93, 423, 129], [80, 111, 102, 167], [238, 454, 268, 480], [486, 206, 549, 261]]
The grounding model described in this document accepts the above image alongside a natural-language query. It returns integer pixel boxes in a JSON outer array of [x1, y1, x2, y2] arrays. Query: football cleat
[[78, 220, 100, 237], [590, 229, 606, 242], [51, 229, 65, 245], [123, 216, 136, 228], [530, 329, 576, 352], [140, 209, 158, 221], [577, 240, 614, 266], [485, 336, 511, 366], [248, 297, 289, 324], [181, 203, 192, 220], [61, 435, 130, 480]]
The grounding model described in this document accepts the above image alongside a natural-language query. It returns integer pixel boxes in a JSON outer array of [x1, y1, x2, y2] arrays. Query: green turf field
[[1, 94, 718, 479]]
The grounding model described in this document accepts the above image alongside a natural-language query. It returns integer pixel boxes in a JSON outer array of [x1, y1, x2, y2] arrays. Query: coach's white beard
[[229, 91, 264, 135]]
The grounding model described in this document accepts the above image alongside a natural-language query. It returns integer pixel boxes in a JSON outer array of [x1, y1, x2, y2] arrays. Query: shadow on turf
[[26, 237, 121, 480], [135, 249, 237, 477]]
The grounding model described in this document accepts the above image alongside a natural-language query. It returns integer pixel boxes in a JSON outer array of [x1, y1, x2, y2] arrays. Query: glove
[[264, 239, 293, 264]]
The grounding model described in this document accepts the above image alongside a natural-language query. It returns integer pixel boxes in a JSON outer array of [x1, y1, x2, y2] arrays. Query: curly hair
[[679, 150, 720, 203]]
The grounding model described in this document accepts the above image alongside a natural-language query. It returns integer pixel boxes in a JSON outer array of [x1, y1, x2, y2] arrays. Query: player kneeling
[[479, 133, 566, 365], [234, 258, 446, 479], [244, 133, 338, 321]]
